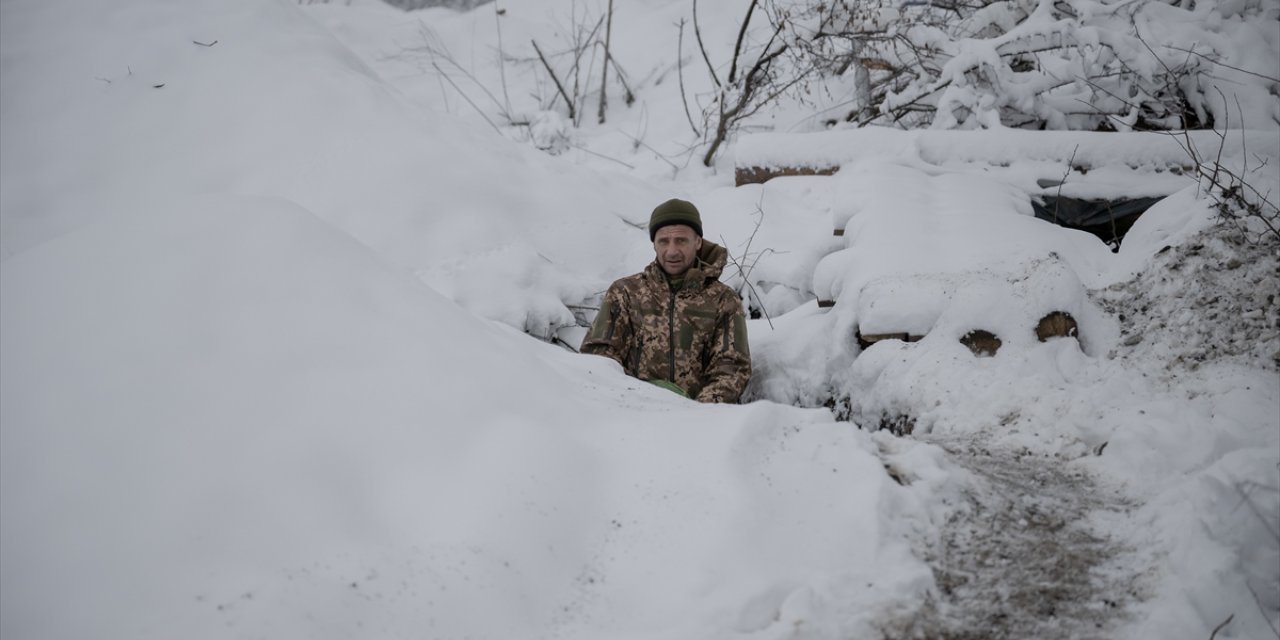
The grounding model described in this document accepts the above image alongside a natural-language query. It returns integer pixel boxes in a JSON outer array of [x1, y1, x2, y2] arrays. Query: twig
[[727, 0, 761, 85], [431, 62, 502, 135], [1236, 94, 1250, 178], [692, 0, 721, 88], [1209, 614, 1234, 640], [616, 215, 646, 230], [532, 39, 577, 122], [597, 0, 614, 124], [720, 200, 775, 329], [702, 19, 790, 166], [193, 40, 218, 47], [1246, 579, 1280, 639], [564, 12, 607, 127], [493, 4, 512, 117], [1161, 45, 1280, 82], [1054, 145, 1079, 225], [607, 52, 635, 105], [722, 242, 775, 330], [569, 143, 636, 169], [743, 247, 782, 274], [1206, 87, 1231, 186], [676, 19, 702, 136], [1072, 77, 1142, 115], [435, 68, 451, 112], [619, 124, 682, 171], [414, 25, 510, 120], [1134, 30, 1194, 128]]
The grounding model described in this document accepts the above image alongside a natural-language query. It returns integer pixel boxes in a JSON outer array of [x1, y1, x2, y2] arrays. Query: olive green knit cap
[[649, 198, 703, 240]]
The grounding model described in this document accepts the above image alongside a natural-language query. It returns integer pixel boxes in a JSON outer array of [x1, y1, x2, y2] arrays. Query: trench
[[882, 433, 1145, 639]]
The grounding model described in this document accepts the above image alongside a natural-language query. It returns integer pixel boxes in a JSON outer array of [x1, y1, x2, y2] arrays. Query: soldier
[[581, 198, 751, 403]]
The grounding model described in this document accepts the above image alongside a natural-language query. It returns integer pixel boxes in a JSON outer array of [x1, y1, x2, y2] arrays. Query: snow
[[0, 194, 938, 638], [2, 0, 1278, 638], [0, 0, 659, 339], [735, 127, 1279, 198]]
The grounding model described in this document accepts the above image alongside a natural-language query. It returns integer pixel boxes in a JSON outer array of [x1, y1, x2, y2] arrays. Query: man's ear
[[694, 236, 703, 250]]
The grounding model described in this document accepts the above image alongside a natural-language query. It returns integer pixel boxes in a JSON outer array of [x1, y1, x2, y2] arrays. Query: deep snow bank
[[0, 195, 946, 638], [0, 0, 660, 337], [735, 128, 1280, 187], [0, 1, 963, 636]]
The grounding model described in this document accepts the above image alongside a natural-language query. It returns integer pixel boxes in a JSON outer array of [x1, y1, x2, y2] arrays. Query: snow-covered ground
[[2, 0, 1277, 638]]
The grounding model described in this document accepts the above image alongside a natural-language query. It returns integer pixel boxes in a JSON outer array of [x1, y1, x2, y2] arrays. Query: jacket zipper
[[667, 286, 677, 383]]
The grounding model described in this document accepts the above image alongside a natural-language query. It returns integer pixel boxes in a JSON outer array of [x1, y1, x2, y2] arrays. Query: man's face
[[654, 224, 702, 277]]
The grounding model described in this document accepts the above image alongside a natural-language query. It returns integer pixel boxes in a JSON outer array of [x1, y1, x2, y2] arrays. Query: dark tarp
[[1032, 195, 1166, 249]]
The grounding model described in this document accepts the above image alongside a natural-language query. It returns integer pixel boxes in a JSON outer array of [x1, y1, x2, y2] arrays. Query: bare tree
[[778, 0, 1276, 132], [695, 1, 812, 166]]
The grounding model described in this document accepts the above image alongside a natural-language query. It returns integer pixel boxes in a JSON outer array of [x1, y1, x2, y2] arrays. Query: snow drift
[[0, 1, 945, 638]]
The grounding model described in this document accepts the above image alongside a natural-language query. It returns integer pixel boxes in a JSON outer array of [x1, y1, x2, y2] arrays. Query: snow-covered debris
[[768, 0, 1279, 132], [736, 128, 1277, 198], [1085, 223, 1280, 640], [736, 123, 1278, 638]]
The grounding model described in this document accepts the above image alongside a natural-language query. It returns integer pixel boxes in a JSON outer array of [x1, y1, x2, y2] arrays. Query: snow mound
[[735, 129, 1279, 182], [0, 0, 657, 337], [0, 193, 945, 639]]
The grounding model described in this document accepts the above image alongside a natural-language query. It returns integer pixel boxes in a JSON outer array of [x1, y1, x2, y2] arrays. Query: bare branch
[[607, 51, 635, 105], [412, 25, 511, 120], [1210, 614, 1235, 640], [692, 0, 721, 88], [431, 62, 502, 135], [597, 0, 615, 124], [727, 0, 761, 85], [702, 18, 790, 166], [676, 19, 702, 137], [569, 142, 636, 169], [1162, 45, 1280, 83], [1245, 579, 1280, 639], [493, 4, 512, 117], [720, 220, 774, 329], [532, 39, 577, 122]]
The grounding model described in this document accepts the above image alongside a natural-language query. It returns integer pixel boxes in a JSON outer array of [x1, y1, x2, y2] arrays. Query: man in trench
[[581, 198, 752, 402]]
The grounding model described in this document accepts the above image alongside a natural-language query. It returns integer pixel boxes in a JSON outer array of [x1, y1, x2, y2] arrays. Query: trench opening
[[1032, 195, 1165, 251]]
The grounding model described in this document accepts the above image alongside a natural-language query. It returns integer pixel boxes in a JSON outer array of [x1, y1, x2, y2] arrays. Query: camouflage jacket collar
[[643, 240, 729, 293]]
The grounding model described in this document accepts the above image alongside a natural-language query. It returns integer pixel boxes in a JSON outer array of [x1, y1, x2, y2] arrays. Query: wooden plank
[[735, 165, 838, 186]]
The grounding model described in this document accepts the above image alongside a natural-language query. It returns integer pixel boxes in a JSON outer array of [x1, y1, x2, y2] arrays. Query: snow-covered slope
[[0, 0, 661, 338], [2, 0, 1277, 638], [0, 1, 946, 638], [731, 132, 1279, 638], [0, 193, 946, 638]]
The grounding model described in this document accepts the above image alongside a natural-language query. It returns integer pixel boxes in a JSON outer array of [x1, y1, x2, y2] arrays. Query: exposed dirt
[[879, 225, 1278, 639], [884, 434, 1143, 640], [1092, 226, 1279, 373]]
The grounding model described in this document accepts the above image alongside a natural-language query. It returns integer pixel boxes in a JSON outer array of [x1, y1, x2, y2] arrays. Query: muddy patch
[[883, 435, 1144, 640]]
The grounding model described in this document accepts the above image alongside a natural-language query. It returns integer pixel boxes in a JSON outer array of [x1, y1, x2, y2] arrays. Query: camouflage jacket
[[581, 241, 751, 403]]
